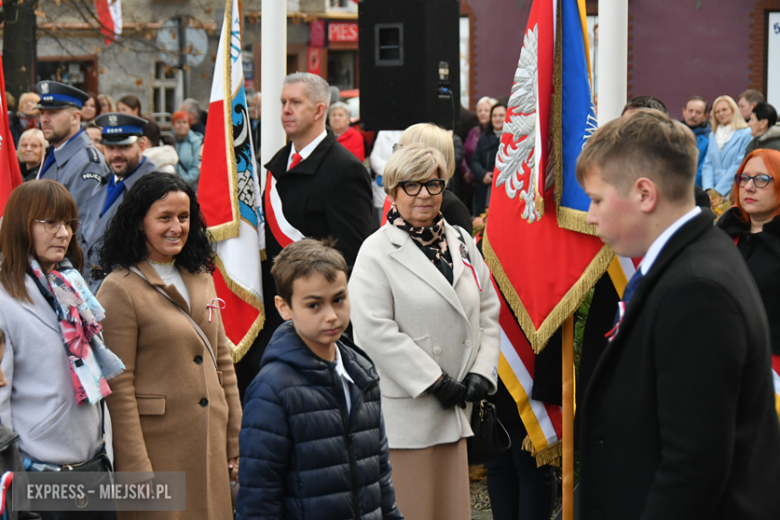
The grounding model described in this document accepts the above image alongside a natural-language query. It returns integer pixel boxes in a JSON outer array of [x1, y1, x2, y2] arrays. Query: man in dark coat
[[235, 72, 374, 397], [576, 108, 780, 519]]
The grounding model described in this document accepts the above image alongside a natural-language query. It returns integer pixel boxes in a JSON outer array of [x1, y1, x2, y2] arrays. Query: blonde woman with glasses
[[349, 143, 500, 520]]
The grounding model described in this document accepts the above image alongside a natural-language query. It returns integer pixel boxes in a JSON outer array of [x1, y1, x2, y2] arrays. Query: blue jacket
[[174, 130, 203, 190], [701, 127, 752, 196], [686, 122, 710, 187], [236, 322, 403, 520]]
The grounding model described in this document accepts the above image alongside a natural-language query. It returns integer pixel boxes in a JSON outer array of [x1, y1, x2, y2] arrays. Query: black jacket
[[470, 130, 500, 216], [237, 131, 374, 397], [236, 322, 403, 520], [579, 210, 780, 519], [718, 209, 780, 356]]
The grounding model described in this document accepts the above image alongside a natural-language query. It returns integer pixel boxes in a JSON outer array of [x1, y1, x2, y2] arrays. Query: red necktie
[[288, 152, 302, 171]]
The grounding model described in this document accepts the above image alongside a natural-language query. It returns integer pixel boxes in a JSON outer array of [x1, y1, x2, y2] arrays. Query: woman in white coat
[[349, 143, 500, 520], [701, 95, 752, 211]]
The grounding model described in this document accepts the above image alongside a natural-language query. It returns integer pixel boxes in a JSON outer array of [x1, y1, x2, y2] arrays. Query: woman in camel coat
[[96, 173, 242, 520]]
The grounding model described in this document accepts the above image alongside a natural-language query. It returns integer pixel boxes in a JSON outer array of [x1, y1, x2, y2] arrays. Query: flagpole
[[597, 0, 628, 124], [260, 0, 287, 183], [562, 315, 575, 520]]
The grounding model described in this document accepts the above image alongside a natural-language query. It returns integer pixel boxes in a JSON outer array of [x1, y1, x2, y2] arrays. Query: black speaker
[[358, 0, 461, 131]]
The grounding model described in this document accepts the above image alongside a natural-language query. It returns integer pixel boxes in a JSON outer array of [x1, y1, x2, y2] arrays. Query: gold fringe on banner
[[483, 228, 614, 353], [212, 255, 267, 363], [522, 436, 562, 468], [207, 0, 242, 243]]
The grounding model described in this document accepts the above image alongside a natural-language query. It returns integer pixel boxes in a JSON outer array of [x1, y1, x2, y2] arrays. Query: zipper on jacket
[[332, 371, 361, 520]]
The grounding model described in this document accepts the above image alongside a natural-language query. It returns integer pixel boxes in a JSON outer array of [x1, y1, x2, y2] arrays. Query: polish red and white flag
[[95, 0, 122, 44]]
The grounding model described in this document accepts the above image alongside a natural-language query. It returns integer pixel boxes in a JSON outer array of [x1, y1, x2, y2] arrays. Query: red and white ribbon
[[207, 298, 226, 323], [604, 301, 627, 342], [462, 256, 482, 292], [264, 171, 306, 248], [0, 471, 13, 515]]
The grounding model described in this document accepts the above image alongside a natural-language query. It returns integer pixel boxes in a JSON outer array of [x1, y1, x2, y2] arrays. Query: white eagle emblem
[[40, 82, 49, 94], [108, 114, 118, 126], [495, 25, 541, 223]]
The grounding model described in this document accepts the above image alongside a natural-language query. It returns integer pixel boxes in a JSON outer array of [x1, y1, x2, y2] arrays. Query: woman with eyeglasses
[[0, 181, 123, 520], [719, 149, 780, 390], [349, 143, 500, 520]]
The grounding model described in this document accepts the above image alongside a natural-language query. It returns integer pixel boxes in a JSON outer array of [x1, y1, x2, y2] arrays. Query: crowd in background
[[5, 90, 209, 192]]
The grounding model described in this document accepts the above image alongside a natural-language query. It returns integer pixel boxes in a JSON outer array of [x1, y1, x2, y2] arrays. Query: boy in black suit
[[576, 108, 780, 519]]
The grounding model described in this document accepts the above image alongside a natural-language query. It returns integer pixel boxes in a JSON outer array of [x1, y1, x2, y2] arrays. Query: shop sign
[[328, 22, 359, 43]]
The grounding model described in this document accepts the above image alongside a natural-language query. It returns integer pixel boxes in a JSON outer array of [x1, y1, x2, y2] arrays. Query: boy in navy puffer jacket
[[236, 239, 403, 520]]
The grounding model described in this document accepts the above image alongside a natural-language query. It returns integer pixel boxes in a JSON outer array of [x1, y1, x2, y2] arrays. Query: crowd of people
[[0, 70, 779, 520], [5, 89, 211, 195]]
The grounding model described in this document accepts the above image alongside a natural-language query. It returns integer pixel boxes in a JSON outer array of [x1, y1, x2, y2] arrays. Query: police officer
[[79, 113, 157, 293], [35, 81, 108, 221]]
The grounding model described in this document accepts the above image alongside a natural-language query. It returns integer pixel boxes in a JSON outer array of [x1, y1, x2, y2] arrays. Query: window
[[153, 62, 183, 116]]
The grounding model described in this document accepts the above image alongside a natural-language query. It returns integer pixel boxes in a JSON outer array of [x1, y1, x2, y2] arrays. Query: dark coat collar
[[622, 209, 715, 314], [264, 129, 337, 180], [260, 321, 378, 392], [718, 207, 780, 259]]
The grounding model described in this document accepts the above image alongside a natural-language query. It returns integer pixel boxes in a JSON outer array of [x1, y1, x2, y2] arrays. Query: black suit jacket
[[236, 131, 374, 397], [579, 210, 780, 520]]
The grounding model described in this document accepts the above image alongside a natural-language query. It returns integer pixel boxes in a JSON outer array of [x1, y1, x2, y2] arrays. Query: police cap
[[35, 81, 90, 110], [94, 113, 149, 146]]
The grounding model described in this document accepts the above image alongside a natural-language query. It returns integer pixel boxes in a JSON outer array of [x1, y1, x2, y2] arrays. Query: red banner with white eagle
[[482, 0, 611, 462]]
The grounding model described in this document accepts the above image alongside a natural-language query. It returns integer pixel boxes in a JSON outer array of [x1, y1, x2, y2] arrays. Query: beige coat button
[[465, 339, 473, 348], [433, 346, 442, 355]]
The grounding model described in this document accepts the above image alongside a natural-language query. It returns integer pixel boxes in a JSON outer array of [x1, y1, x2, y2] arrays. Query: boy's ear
[[274, 295, 293, 321]]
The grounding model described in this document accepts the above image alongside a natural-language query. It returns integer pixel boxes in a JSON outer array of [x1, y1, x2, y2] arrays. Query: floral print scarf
[[28, 257, 124, 404]]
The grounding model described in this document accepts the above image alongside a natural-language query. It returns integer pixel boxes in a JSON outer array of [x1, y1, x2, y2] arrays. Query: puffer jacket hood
[[237, 321, 403, 520]]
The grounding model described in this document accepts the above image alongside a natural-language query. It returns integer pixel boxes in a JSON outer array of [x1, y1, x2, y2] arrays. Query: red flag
[[0, 58, 23, 214], [95, 0, 122, 45], [482, 0, 611, 462]]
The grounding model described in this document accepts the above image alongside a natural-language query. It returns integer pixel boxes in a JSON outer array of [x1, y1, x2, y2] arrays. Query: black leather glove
[[463, 373, 491, 403], [428, 372, 467, 410]]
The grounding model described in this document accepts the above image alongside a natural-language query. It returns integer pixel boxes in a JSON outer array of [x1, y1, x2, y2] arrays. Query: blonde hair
[[16, 128, 48, 163], [384, 142, 448, 197], [18, 92, 40, 110], [398, 123, 455, 179], [476, 96, 498, 111], [97, 94, 115, 113], [710, 95, 748, 132]]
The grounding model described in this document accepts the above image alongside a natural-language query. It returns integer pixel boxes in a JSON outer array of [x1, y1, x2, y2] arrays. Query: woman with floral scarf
[[0, 181, 123, 520]]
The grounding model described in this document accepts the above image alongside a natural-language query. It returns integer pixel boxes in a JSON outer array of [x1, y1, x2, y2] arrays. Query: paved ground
[[472, 510, 493, 520]]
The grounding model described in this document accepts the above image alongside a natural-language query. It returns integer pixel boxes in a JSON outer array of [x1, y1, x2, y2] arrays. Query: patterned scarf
[[17, 113, 39, 132], [387, 206, 454, 283], [28, 257, 125, 405]]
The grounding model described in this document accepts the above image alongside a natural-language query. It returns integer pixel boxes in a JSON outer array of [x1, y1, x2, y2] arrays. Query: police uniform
[[35, 81, 108, 221], [79, 113, 157, 293]]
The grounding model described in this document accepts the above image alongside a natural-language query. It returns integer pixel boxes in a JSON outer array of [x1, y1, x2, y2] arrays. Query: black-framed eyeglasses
[[735, 173, 773, 189], [34, 218, 80, 234], [397, 179, 446, 196]]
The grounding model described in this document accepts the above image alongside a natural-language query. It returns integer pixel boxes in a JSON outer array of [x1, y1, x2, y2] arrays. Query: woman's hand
[[463, 373, 491, 403], [483, 171, 493, 185], [228, 457, 239, 482], [428, 372, 467, 410]]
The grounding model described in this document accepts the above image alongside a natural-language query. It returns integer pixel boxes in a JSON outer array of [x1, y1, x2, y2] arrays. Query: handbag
[[467, 400, 512, 465]]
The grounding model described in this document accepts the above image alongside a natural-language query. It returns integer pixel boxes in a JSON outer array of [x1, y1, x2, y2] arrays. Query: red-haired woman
[[0, 181, 123, 519], [718, 149, 780, 386]]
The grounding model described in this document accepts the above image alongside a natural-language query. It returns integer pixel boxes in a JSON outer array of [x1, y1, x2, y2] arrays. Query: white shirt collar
[[334, 345, 355, 384], [287, 129, 328, 169], [639, 206, 702, 276]]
